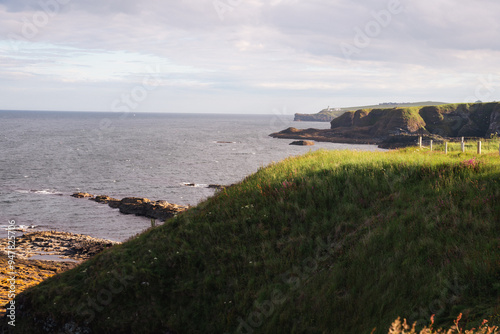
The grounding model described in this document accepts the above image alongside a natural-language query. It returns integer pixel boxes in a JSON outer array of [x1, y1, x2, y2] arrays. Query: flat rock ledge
[[71, 193, 189, 221], [0, 231, 118, 316], [0, 231, 119, 262]]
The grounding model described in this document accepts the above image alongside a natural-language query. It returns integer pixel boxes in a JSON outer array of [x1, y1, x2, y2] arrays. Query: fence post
[[477, 141, 481, 155], [418, 136, 422, 148], [461, 141, 465, 153], [430, 140, 433, 151], [445, 142, 448, 154]]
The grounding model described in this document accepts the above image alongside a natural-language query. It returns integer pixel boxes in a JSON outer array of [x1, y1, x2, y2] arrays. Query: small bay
[[0, 111, 382, 241]]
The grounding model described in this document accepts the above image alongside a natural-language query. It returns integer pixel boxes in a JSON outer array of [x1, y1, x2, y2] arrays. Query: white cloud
[[0, 0, 500, 113]]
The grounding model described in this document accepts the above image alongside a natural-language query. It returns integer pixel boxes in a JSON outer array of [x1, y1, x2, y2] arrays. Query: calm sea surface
[[0, 111, 383, 241]]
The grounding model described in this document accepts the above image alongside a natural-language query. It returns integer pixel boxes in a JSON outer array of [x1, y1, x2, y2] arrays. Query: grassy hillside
[[8, 142, 500, 333]]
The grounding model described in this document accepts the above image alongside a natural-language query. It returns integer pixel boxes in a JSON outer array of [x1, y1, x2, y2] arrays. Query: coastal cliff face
[[418, 103, 500, 137], [294, 101, 447, 122], [330, 103, 500, 138], [330, 107, 426, 137], [272, 103, 500, 147]]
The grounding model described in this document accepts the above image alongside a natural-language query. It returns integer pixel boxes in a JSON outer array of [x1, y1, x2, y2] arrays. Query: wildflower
[[461, 157, 480, 169]]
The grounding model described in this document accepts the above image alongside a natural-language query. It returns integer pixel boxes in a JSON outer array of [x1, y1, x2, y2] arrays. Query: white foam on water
[[15, 189, 63, 196]]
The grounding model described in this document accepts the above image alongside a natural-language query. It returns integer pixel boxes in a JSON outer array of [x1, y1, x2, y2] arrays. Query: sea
[[0, 111, 383, 242]]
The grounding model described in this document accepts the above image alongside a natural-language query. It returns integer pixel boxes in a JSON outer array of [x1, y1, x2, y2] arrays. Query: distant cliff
[[294, 101, 447, 122], [273, 102, 500, 148], [294, 109, 344, 122]]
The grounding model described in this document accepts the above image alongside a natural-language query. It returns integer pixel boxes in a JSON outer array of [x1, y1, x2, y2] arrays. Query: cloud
[[0, 0, 500, 113]]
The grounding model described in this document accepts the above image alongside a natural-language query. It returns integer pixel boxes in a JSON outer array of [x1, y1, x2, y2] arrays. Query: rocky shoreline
[[0, 231, 119, 262], [272, 102, 500, 149], [0, 193, 191, 316], [270, 127, 381, 145], [269, 127, 450, 149], [71, 192, 189, 221], [0, 231, 118, 316]]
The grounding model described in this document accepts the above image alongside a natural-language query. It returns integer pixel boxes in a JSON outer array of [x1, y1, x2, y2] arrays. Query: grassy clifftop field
[[7, 143, 500, 333]]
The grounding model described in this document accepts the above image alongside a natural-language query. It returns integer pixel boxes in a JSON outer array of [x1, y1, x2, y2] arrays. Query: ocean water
[[0, 111, 383, 241]]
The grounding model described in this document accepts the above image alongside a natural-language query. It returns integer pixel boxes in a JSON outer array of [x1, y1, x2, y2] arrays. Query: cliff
[[294, 101, 446, 122], [273, 102, 500, 147], [294, 108, 345, 122]]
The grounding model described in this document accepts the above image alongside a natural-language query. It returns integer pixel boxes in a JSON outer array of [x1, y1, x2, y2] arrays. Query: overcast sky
[[1, 0, 500, 114]]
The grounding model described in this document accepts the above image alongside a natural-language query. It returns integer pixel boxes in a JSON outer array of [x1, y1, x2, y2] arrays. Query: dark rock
[[208, 184, 225, 190], [489, 108, 500, 137], [108, 199, 121, 208], [118, 197, 151, 216], [73, 193, 189, 221], [71, 192, 94, 198], [144, 201, 188, 220], [91, 195, 120, 204], [378, 133, 445, 149], [330, 112, 355, 128], [290, 140, 315, 146]]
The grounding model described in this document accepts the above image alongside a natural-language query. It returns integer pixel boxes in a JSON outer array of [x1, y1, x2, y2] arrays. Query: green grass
[[303, 101, 447, 120], [337, 101, 447, 112], [9, 147, 500, 334], [400, 107, 426, 127], [418, 138, 500, 154]]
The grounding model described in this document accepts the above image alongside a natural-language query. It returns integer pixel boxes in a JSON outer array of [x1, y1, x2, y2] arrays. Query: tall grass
[[9, 148, 500, 334], [416, 138, 500, 154]]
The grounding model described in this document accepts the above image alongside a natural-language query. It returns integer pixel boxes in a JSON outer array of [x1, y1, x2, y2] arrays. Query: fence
[[417, 136, 500, 155]]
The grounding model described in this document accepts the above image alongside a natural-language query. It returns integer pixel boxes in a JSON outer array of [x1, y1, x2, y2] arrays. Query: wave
[[15, 189, 64, 196], [0, 224, 38, 231], [182, 183, 209, 188]]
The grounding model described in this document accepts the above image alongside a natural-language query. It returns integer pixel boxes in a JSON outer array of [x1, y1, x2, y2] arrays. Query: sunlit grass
[[415, 138, 500, 154]]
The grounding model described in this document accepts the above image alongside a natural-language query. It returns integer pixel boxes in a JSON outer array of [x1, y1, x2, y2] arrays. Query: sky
[[1, 0, 500, 114]]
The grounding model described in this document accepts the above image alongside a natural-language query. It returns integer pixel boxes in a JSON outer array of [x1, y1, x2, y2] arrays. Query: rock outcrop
[[118, 197, 186, 220], [272, 102, 500, 148], [290, 140, 315, 146], [71, 193, 188, 221], [91, 195, 120, 206], [70, 192, 94, 198]]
